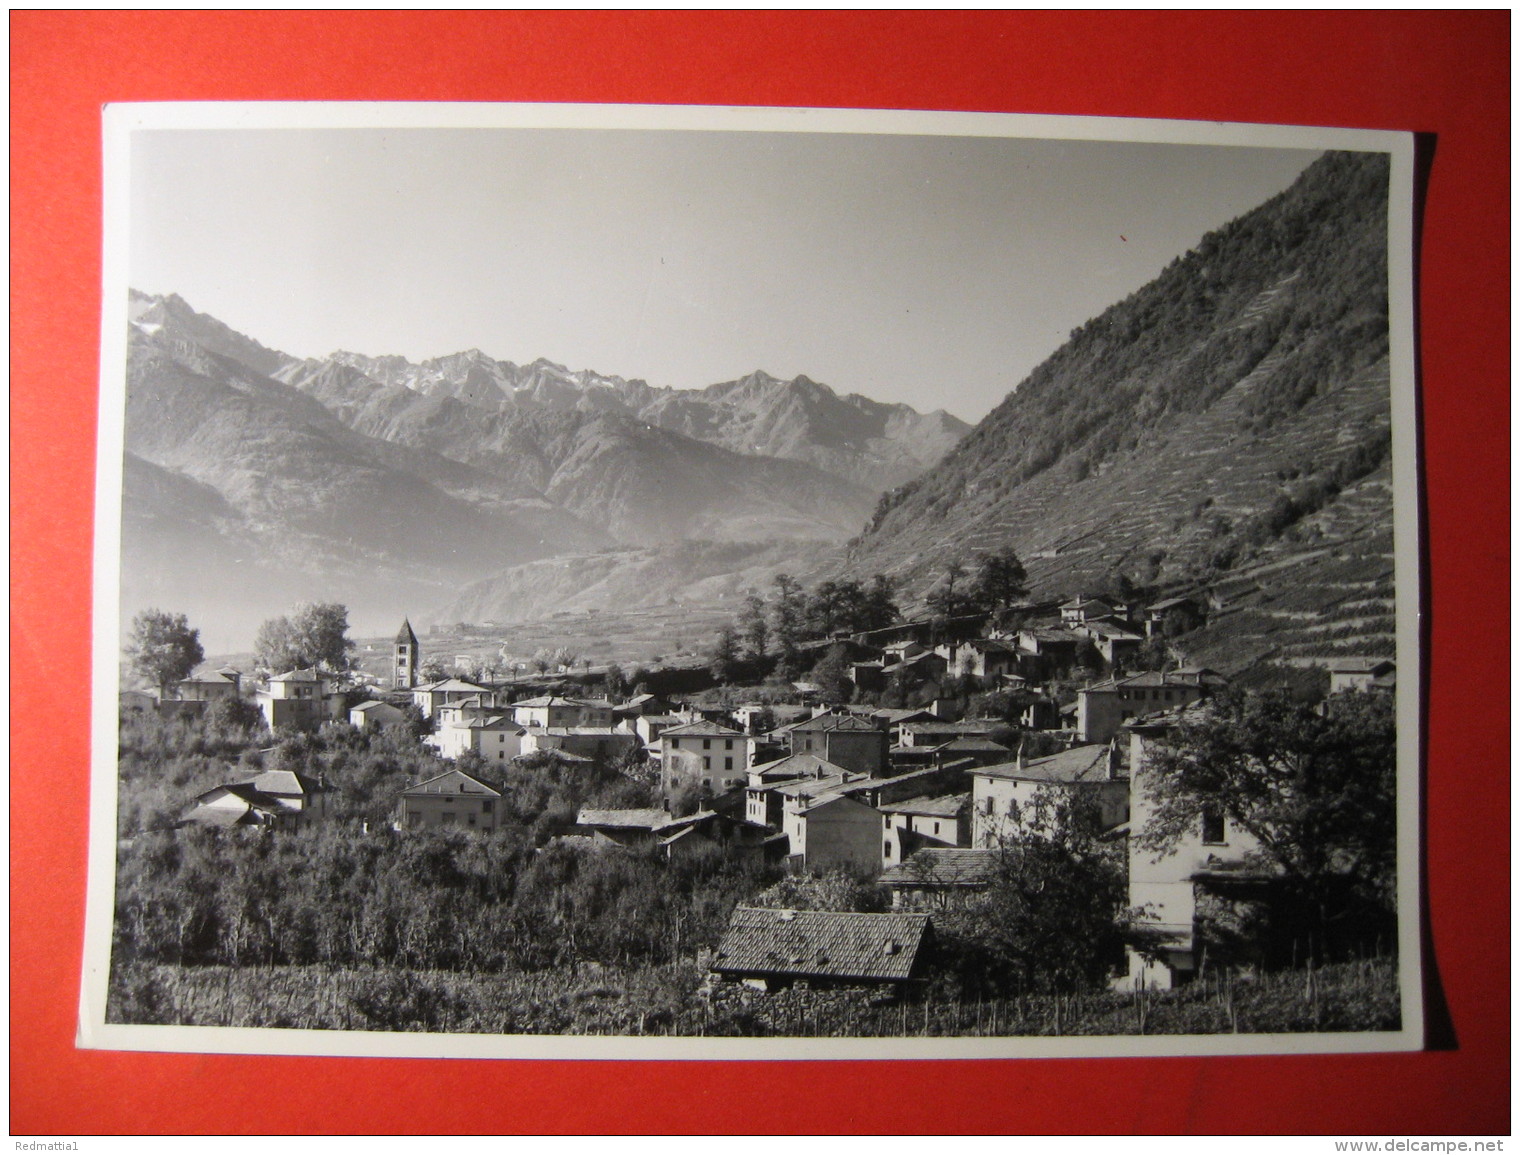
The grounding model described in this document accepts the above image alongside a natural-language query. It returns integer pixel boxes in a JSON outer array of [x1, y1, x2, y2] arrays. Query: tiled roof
[[401, 767, 504, 796], [183, 804, 267, 828], [834, 766, 949, 797], [1083, 621, 1143, 641], [874, 708, 937, 724], [879, 793, 968, 818], [1085, 669, 1200, 693], [577, 808, 672, 830], [770, 773, 859, 800], [978, 744, 1112, 784], [269, 667, 323, 682], [1020, 628, 1080, 644], [195, 782, 290, 810], [879, 848, 1003, 889], [1328, 657, 1395, 674], [244, 769, 323, 796], [1125, 699, 1213, 733], [748, 753, 851, 782], [1147, 596, 1199, 612], [396, 618, 419, 645], [712, 907, 932, 983], [791, 713, 882, 734], [511, 695, 581, 708], [462, 715, 523, 730], [936, 737, 1010, 753], [901, 721, 997, 738], [533, 726, 634, 737], [428, 678, 490, 693], [181, 671, 237, 685], [965, 638, 1017, 654], [662, 720, 745, 737]]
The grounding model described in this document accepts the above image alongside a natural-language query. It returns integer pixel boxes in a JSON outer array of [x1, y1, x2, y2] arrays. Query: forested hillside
[[845, 151, 1395, 669]]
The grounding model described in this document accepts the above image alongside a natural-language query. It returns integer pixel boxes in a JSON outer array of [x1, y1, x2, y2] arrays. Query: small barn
[[710, 906, 933, 991]]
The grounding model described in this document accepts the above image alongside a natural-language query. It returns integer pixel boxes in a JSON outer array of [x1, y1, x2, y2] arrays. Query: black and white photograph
[[83, 103, 1421, 1058]]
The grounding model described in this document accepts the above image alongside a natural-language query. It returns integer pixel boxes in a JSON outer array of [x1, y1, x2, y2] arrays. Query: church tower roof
[[396, 618, 419, 646]]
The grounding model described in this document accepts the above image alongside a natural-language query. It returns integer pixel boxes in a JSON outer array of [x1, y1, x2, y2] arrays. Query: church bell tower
[[394, 618, 420, 689]]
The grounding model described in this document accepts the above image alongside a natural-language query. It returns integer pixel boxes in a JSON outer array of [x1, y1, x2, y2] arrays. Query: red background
[[10, 12, 1509, 1135]]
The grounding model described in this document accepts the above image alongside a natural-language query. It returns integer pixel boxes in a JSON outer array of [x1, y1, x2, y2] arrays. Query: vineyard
[[109, 956, 1399, 1037]]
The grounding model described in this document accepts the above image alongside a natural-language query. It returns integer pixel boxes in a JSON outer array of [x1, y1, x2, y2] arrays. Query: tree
[[708, 626, 741, 685], [736, 594, 769, 659], [254, 602, 354, 673], [925, 560, 971, 618], [125, 610, 205, 693], [809, 648, 854, 704], [935, 789, 1132, 996], [859, 573, 901, 632], [603, 663, 629, 699], [1137, 688, 1397, 958], [967, 547, 1029, 616], [417, 658, 450, 683], [293, 603, 355, 672], [770, 573, 807, 678]]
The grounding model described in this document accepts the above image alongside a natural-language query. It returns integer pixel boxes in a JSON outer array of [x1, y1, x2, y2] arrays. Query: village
[[119, 577, 1398, 1015]]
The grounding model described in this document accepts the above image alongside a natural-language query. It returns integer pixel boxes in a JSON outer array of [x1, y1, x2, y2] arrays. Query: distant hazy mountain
[[270, 360, 878, 543], [844, 151, 1396, 669], [120, 292, 958, 645], [288, 352, 969, 493], [121, 294, 611, 644]]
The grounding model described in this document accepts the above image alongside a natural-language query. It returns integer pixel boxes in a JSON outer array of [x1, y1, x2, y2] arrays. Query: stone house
[[971, 743, 1128, 847], [661, 720, 755, 798], [788, 713, 889, 778], [878, 847, 1002, 909], [395, 767, 504, 833], [781, 792, 884, 874], [349, 700, 407, 730], [257, 668, 343, 731], [1125, 707, 1266, 989], [1076, 669, 1222, 744]]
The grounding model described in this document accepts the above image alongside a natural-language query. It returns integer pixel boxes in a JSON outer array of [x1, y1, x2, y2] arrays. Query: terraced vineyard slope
[[845, 151, 1396, 671]]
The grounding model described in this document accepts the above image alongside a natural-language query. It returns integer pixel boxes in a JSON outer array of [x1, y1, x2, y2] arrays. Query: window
[[670, 738, 680, 750], [1201, 806, 1226, 844], [441, 812, 456, 825], [983, 797, 994, 815], [724, 757, 733, 770], [703, 738, 711, 750], [933, 822, 941, 836], [725, 739, 733, 750], [884, 841, 892, 859], [483, 800, 493, 813], [702, 778, 711, 788], [703, 757, 711, 771]]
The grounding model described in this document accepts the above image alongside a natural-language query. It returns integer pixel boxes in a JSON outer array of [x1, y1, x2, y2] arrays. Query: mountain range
[[122, 149, 1396, 671], [120, 292, 963, 646]]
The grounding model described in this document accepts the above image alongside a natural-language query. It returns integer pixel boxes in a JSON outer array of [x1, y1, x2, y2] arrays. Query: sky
[[129, 127, 1321, 423]]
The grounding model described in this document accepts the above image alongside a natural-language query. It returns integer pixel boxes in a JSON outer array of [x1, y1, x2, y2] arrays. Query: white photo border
[[83, 101, 1423, 1060]]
